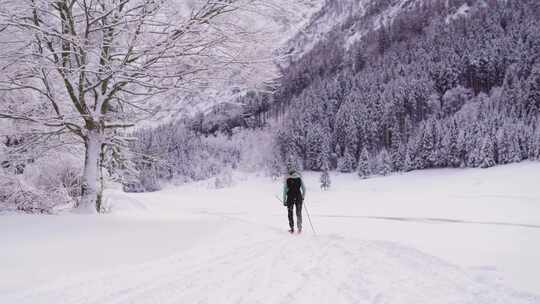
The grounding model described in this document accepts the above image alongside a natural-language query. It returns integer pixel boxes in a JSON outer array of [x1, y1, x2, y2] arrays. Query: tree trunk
[[96, 143, 105, 212], [79, 129, 102, 213]]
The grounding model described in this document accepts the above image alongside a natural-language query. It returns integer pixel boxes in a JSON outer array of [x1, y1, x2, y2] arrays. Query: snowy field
[[1, 162, 540, 303]]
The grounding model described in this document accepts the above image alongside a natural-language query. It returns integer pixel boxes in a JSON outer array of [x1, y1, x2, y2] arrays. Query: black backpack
[[286, 177, 302, 200]]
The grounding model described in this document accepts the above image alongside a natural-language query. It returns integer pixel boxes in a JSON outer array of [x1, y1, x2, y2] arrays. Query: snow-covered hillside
[[283, 0, 422, 61], [1, 163, 539, 303], [283, 0, 488, 62]]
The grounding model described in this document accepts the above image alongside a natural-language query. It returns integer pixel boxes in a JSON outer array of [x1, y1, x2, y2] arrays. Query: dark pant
[[287, 197, 303, 230]]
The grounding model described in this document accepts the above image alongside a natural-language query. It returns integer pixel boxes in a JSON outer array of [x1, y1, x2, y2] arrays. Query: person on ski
[[283, 167, 306, 234]]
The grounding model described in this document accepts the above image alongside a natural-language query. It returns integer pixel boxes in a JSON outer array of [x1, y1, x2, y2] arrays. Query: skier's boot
[[288, 228, 294, 234], [298, 227, 302, 234]]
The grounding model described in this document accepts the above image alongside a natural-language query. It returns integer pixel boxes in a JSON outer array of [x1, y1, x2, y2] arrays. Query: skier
[[283, 167, 306, 234]]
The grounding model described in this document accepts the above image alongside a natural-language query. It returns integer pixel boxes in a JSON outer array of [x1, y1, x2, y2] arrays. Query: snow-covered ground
[[1, 162, 540, 303]]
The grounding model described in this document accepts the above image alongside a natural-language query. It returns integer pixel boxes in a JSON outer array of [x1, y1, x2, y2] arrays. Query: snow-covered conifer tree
[[449, 119, 462, 167], [338, 148, 356, 173], [465, 123, 483, 167], [357, 147, 371, 179], [377, 149, 392, 176], [320, 161, 331, 191], [405, 134, 421, 172], [390, 127, 405, 171], [418, 122, 434, 169], [505, 128, 523, 164], [306, 125, 325, 170], [531, 129, 540, 160], [480, 137, 496, 168], [496, 128, 510, 164]]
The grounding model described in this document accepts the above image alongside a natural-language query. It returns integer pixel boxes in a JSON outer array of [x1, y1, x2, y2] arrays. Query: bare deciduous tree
[[0, 0, 298, 212]]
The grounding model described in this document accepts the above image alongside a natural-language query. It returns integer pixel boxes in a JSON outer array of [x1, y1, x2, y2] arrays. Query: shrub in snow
[[0, 152, 81, 213], [0, 174, 72, 213], [24, 154, 82, 199]]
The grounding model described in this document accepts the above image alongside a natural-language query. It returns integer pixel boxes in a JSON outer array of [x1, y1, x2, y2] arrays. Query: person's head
[[286, 163, 296, 175]]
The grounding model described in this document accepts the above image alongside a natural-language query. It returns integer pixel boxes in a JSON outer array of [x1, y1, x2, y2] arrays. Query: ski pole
[[275, 195, 317, 236], [302, 197, 317, 236]]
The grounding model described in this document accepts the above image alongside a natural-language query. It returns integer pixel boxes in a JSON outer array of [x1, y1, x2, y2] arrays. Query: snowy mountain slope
[[283, 0, 489, 63], [174, 0, 482, 122], [282, 0, 413, 62], [1, 162, 539, 302], [179, 0, 431, 117], [282, 0, 366, 61]]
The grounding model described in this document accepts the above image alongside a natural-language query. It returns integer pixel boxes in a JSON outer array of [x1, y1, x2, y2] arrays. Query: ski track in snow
[[3, 216, 538, 304], [201, 211, 540, 229]]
